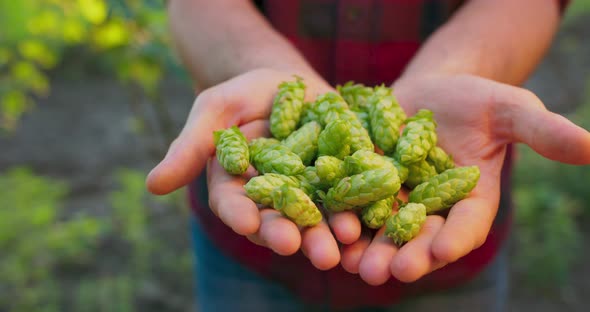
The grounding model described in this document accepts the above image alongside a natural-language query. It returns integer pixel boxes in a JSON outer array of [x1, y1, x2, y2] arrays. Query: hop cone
[[295, 167, 321, 199], [299, 101, 315, 127], [404, 159, 437, 189], [244, 173, 301, 207], [343, 150, 397, 176], [270, 77, 306, 139], [367, 85, 406, 154], [213, 126, 250, 175], [252, 144, 305, 176], [408, 166, 480, 214], [297, 166, 321, 189], [353, 109, 370, 132], [301, 92, 349, 126], [315, 156, 346, 189], [361, 196, 395, 229], [271, 184, 323, 227], [326, 109, 374, 152], [385, 156, 409, 184], [318, 119, 352, 159], [249, 137, 280, 162], [427, 146, 455, 173], [282, 121, 322, 165], [324, 169, 401, 212], [385, 203, 427, 246], [337, 81, 373, 111], [393, 109, 437, 165]]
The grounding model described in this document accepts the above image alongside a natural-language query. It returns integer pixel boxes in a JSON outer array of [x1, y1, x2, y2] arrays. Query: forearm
[[400, 0, 561, 85], [168, 0, 319, 88]]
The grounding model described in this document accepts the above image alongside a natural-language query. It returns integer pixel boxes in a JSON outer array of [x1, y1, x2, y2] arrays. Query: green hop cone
[[213, 126, 250, 175], [361, 196, 395, 229], [343, 150, 397, 176], [252, 144, 305, 176], [326, 109, 374, 152], [295, 167, 321, 199], [270, 76, 306, 139], [353, 109, 370, 132], [315, 156, 347, 189], [271, 184, 323, 227], [385, 156, 409, 184], [324, 169, 401, 212], [318, 119, 352, 159], [404, 159, 437, 189], [249, 137, 280, 162], [298, 101, 315, 127], [301, 92, 349, 126], [367, 85, 407, 154], [297, 166, 321, 188], [393, 109, 438, 165], [427, 146, 455, 173], [385, 203, 427, 246], [282, 121, 322, 165], [244, 173, 301, 207], [304, 92, 373, 152], [408, 166, 480, 214], [337, 81, 374, 111]]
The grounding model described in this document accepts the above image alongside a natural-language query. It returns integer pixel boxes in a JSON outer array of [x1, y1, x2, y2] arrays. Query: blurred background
[[0, 0, 589, 311]]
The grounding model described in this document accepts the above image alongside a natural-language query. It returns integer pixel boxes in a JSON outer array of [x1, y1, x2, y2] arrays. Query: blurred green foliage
[[0, 0, 178, 132], [564, 0, 590, 24], [0, 168, 193, 312], [0, 167, 103, 311]]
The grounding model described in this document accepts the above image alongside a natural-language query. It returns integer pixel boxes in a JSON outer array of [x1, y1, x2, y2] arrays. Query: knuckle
[[519, 89, 545, 109], [195, 84, 237, 117]]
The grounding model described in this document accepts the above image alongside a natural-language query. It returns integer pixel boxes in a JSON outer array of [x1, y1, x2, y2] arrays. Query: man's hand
[[146, 68, 365, 271], [341, 74, 590, 285]]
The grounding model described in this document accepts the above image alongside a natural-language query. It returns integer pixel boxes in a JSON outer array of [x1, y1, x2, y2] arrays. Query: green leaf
[[92, 19, 130, 49], [78, 0, 108, 25], [11, 61, 49, 95], [1, 90, 31, 130], [62, 18, 88, 44], [18, 39, 58, 68], [0, 47, 12, 67], [27, 9, 61, 37]]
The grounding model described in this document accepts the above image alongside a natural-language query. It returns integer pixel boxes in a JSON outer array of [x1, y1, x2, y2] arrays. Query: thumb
[[495, 89, 590, 165], [146, 82, 273, 195]]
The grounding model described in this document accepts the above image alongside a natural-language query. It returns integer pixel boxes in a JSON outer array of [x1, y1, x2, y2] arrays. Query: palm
[[341, 74, 590, 285], [147, 68, 361, 271]]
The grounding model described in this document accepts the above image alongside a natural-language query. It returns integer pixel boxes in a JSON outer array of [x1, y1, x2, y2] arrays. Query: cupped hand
[[146, 68, 362, 270], [342, 73, 590, 285]]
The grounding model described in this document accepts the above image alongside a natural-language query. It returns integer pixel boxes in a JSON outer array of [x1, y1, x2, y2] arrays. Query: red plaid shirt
[[190, 0, 568, 309]]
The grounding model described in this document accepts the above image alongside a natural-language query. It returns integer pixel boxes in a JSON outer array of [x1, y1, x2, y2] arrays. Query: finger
[[341, 229, 372, 274], [390, 216, 446, 283], [358, 227, 399, 286], [328, 211, 362, 245], [146, 78, 275, 195], [246, 233, 267, 247], [205, 157, 261, 235], [256, 209, 302, 256], [431, 169, 500, 263], [495, 89, 590, 165], [301, 220, 341, 270]]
